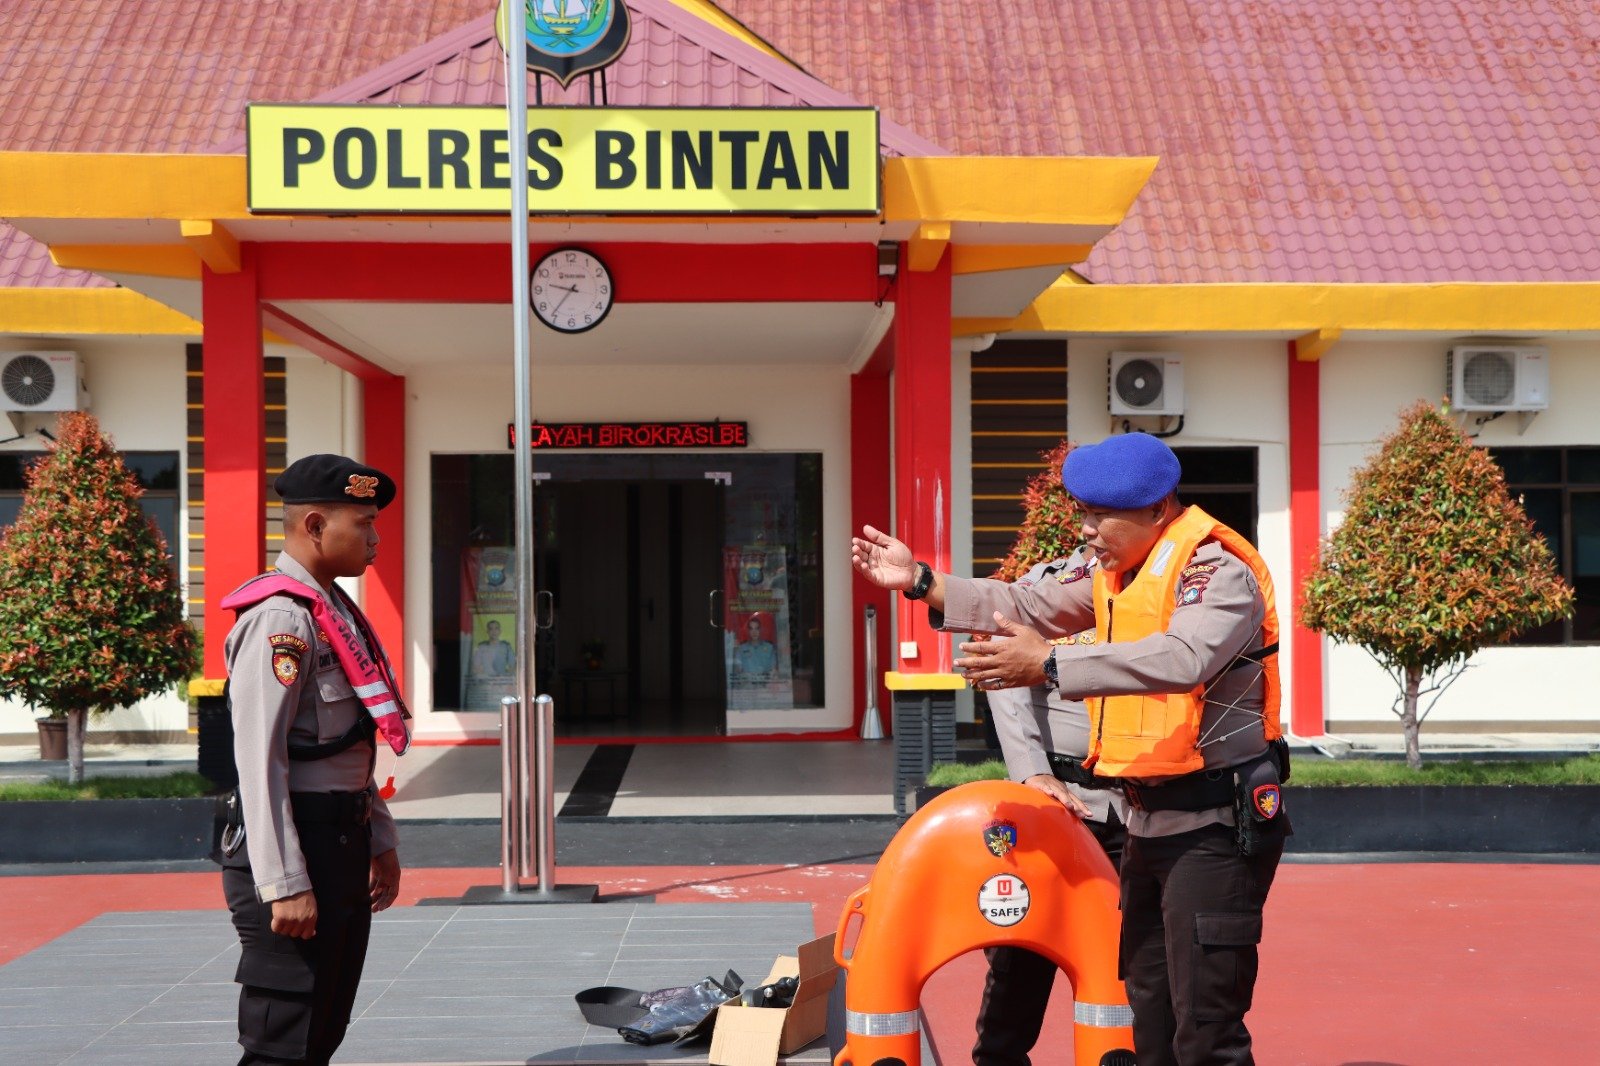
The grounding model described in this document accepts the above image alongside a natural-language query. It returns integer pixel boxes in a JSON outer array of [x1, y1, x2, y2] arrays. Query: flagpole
[[506, 2, 535, 895]]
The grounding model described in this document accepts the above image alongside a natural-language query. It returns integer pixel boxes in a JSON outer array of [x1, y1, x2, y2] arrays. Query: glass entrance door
[[532, 476, 726, 736], [430, 451, 824, 736]]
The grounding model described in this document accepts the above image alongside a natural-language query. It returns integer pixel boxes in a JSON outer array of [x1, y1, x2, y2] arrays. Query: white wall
[[1066, 335, 1299, 713], [1321, 336, 1600, 726], [0, 337, 191, 740], [402, 360, 855, 736]]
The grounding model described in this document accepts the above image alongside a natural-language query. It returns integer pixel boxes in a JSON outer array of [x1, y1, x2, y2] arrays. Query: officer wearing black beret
[[853, 434, 1289, 1066], [220, 452, 406, 1065]]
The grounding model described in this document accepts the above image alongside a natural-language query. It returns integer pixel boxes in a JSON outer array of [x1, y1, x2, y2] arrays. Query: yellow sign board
[[247, 104, 880, 215]]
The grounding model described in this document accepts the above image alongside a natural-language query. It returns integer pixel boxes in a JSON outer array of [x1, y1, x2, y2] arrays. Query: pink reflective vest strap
[[221, 573, 411, 756]]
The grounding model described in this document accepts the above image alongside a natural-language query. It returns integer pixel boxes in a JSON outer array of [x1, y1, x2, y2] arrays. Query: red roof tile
[[292, 2, 941, 157], [719, 0, 1600, 284], [0, 0, 486, 288]]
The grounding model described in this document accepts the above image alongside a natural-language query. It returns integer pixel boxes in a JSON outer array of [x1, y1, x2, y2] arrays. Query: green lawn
[[0, 772, 217, 802], [926, 754, 1600, 789]]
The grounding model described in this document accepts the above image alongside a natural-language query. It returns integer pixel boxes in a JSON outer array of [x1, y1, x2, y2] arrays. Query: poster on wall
[[460, 546, 518, 711], [723, 543, 794, 710]]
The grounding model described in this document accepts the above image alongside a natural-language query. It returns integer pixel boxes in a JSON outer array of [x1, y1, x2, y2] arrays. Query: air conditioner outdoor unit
[[1109, 352, 1184, 416], [0, 351, 84, 412], [1447, 345, 1549, 412]]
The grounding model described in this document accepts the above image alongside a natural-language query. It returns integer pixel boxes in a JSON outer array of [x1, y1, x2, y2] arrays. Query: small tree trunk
[[66, 708, 87, 786], [1401, 665, 1423, 771]]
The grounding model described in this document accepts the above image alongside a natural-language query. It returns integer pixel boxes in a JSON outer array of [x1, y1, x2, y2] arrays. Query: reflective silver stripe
[[366, 700, 400, 719], [353, 681, 388, 698], [845, 1008, 921, 1037], [1074, 1001, 1135, 1028]]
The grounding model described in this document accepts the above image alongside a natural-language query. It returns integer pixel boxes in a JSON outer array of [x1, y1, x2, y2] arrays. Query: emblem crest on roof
[[497, 0, 633, 87]]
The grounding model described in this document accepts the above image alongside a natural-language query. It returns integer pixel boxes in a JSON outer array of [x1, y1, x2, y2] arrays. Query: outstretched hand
[[850, 524, 917, 592], [955, 613, 1051, 690]]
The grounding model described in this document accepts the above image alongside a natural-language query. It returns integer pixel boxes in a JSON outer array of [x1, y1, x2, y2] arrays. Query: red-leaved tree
[[1300, 401, 1572, 769], [993, 440, 1085, 580], [0, 413, 199, 783]]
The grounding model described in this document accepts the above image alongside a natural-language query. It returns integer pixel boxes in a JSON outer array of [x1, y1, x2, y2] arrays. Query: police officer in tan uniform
[[853, 434, 1287, 1066], [220, 454, 405, 1066], [975, 553, 1128, 1066]]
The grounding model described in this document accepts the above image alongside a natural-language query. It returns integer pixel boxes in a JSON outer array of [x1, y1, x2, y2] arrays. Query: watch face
[[531, 248, 613, 333]]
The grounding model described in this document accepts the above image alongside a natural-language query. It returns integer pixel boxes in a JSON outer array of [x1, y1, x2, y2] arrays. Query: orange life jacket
[[1084, 505, 1281, 777]]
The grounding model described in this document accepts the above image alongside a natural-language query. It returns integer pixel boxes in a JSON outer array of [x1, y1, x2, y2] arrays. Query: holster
[[1232, 749, 1291, 857], [210, 787, 246, 865]]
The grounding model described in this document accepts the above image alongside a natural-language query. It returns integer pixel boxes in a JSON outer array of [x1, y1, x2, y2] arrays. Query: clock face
[[531, 248, 613, 333]]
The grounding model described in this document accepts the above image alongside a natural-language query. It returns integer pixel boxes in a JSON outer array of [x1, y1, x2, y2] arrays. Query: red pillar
[[200, 250, 265, 680], [851, 368, 892, 732], [362, 375, 407, 698], [1288, 343, 1325, 736], [893, 245, 954, 675]]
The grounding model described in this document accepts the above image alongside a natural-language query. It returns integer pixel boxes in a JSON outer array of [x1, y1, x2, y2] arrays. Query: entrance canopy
[[0, 149, 1154, 375]]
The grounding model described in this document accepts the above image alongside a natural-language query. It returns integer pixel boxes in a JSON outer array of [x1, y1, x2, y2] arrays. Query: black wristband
[[1041, 650, 1059, 688], [904, 561, 934, 600]]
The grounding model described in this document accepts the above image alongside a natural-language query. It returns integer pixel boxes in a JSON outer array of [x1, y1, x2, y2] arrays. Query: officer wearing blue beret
[[220, 453, 406, 1066], [853, 434, 1289, 1066]]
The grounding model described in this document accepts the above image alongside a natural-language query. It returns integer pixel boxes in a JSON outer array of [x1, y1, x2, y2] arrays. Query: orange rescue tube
[[833, 781, 1134, 1066]]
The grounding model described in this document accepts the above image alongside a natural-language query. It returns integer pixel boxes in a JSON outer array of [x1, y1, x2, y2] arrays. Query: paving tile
[[0, 901, 818, 1065], [0, 1022, 104, 1060]]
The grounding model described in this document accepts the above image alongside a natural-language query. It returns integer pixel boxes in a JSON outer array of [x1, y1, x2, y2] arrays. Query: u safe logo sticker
[[978, 874, 1031, 927]]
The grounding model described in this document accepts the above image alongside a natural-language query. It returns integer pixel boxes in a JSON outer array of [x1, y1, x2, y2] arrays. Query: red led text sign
[[508, 421, 749, 450]]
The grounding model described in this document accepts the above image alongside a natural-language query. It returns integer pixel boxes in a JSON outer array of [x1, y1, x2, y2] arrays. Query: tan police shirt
[[225, 551, 399, 901], [935, 539, 1269, 837], [985, 553, 1128, 825]]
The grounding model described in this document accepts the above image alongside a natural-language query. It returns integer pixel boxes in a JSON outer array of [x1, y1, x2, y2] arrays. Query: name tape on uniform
[[247, 105, 881, 215]]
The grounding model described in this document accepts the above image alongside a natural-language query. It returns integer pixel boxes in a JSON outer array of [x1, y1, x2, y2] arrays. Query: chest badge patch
[[269, 633, 309, 687], [1253, 783, 1282, 819], [983, 820, 1019, 857]]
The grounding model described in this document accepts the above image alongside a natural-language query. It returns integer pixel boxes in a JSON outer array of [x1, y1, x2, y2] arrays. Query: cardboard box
[[709, 934, 838, 1066]]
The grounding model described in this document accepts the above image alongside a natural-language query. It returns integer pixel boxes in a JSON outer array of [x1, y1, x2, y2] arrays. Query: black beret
[[274, 454, 396, 510]]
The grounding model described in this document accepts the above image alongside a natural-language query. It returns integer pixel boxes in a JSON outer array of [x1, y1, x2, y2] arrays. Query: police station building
[[3, 0, 1599, 746]]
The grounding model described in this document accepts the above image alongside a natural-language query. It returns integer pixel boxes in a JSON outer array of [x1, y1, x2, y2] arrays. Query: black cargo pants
[[972, 812, 1127, 1066], [222, 818, 373, 1066], [1118, 822, 1283, 1066]]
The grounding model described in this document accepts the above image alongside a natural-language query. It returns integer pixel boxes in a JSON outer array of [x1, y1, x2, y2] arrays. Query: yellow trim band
[[51, 244, 203, 280], [0, 288, 199, 335], [885, 156, 1158, 227], [884, 672, 967, 691], [190, 679, 227, 698], [1003, 281, 1600, 335]]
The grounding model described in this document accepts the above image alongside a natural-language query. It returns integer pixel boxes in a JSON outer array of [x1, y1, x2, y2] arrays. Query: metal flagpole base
[[421, 882, 600, 906]]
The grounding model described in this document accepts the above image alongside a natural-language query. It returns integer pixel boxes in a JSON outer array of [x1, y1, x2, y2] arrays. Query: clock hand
[[550, 284, 580, 315]]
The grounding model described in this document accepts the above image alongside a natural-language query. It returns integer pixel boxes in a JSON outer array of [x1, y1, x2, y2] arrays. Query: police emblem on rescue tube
[[496, 0, 633, 87], [978, 874, 1031, 927], [983, 820, 1018, 858]]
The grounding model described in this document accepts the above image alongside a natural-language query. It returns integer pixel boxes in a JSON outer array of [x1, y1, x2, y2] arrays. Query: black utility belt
[[1123, 750, 1277, 812], [290, 787, 375, 827], [1046, 752, 1119, 791]]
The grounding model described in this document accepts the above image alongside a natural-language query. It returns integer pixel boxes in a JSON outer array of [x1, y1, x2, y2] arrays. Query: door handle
[[708, 588, 723, 629], [536, 589, 554, 630]]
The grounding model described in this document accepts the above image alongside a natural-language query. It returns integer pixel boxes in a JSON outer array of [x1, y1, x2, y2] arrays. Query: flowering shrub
[[0, 413, 198, 781], [1300, 401, 1572, 768]]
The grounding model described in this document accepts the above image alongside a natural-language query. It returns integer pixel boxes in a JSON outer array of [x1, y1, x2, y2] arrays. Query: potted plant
[[1301, 401, 1573, 769], [0, 413, 199, 783]]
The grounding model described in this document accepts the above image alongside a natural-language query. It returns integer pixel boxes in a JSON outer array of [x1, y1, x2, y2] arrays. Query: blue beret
[[275, 453, 396, 510], [1061, 434, 1181, 509]]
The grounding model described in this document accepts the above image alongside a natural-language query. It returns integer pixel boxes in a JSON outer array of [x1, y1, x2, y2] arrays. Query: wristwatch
[[904, 561, 934, 600], [1041, 650, 1059, 689]]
